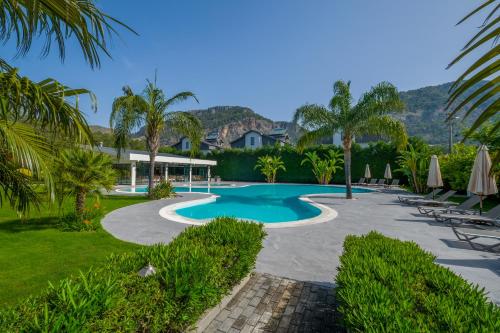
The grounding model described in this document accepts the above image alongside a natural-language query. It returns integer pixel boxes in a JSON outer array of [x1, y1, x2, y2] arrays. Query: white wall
[[244, 132, 262, 149], [181, 138, 191, 151]]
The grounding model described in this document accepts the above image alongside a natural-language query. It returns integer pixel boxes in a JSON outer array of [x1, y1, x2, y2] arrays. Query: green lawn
[[0, 195, 149, 306]]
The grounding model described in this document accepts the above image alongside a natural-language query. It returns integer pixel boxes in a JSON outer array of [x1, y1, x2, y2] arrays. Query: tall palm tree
[[110, 78, 202, 191], [0, 0, 133, 214], [294, 80, 408, 199], [446, 1, 499, 147], [58, 148, 116, 216]]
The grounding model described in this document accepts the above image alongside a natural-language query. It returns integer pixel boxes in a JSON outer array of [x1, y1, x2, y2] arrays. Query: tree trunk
[[149, 152, 156, 191], [75, 188, 86, 217], [343, 137, 353, 199], [147, 133, 160, 193]]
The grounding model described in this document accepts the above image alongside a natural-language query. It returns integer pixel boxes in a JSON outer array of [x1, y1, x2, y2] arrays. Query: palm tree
[[110, 78, 202, 191], [254, 155, 286, 183], [0, 0, 132, 214], [58, 149, 116, 216], [446, 1, 499, 143], [301, 150, 343, 184], [294, 80, 407, 198]]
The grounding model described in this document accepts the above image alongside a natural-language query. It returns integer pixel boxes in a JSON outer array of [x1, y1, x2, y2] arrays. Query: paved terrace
[[102, 188, 500, 305]]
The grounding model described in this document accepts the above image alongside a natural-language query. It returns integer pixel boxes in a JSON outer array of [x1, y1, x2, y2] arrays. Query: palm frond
[[167, 112, 203, 157], [0, 0, 137, 68], [296, 126, 334, 151], [354, 81, 404, 121], [0, 68, 94, 143], [356, 115, 408, 150], [447, 0, 499, 133], [164, 91, 199, 107], [293, 104, 334, 131]]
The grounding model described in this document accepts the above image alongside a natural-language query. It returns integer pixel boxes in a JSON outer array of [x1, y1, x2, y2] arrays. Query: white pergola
[[96, 146, 217, 192]]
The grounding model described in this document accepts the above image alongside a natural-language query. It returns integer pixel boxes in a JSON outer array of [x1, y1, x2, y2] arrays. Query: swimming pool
[[150, 184, 371, 224]]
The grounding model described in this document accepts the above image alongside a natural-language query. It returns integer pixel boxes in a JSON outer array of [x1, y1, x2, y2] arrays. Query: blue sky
[[2, 0, 481, 126]]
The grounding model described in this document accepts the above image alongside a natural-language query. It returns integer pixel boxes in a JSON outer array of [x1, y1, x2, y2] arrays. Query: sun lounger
[[398, 189, 442, 203], [436, 204, 500, 226], [385, 179, 399, 188], [452, 225, 500, 252], [405, 190, 457, 206], [418, 195, 480, 216], [366, 179, 385, 187], [353, 178, 365, 185], [366, 179, 377, 185]]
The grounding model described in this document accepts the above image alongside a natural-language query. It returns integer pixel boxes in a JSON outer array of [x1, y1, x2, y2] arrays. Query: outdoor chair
[[452, 225, 500, 252], [365, 179, 384, 186], [405, 190, 457, 206], [436, 204, 500, 226], [398, 189, 442, 203], [418, 195, 480, 216], [385, 179, 400, 188], [353, 178, 365, 185]]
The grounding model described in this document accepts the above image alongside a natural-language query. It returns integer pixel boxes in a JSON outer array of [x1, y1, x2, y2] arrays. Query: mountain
[[93, 82, 488, 147], [134, 106, 302, 146], [399, 81, 486, 144]]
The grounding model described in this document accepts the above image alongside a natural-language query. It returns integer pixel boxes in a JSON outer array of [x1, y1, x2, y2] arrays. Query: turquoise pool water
[[125, 184, 371, 223]]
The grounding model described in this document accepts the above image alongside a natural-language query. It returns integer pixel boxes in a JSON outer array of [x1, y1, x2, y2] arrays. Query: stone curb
[[190, 272, 253, 333]]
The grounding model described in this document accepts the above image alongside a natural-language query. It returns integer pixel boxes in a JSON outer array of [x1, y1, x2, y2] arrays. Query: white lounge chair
[[436, 204, 500, 226], [418, 195, 480, 216], [405, 190, 457, 206], [452, 226, 500, 252], [398, 189, 442, 203]]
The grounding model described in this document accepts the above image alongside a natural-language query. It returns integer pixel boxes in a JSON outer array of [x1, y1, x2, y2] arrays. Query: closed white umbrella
[[427, 155, 443, 199], [467, 145, 498, 214], [384, 163, 392, 179], [364, 164, 371, 179]]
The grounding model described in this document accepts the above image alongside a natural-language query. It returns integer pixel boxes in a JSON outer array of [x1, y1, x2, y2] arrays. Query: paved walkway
[[204, 273, 343, 333], [102, 188, 500, 304]]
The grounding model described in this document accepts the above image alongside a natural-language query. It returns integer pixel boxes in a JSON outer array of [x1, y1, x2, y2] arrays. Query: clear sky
[[1, 0, 482, 126]]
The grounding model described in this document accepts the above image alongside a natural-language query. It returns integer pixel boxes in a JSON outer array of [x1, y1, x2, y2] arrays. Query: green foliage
[[57, 148, 117, 216], [294, 80, 407, 198], [208, 142, 403, 184], [440, 143, 477, 192], [148, 180, 176, 200], [58, 202, 105, 232], [254, 155, 286, 183], [0, 218, 266, 332], [336, 231, 500, 332], [301, 150, 343, 184]]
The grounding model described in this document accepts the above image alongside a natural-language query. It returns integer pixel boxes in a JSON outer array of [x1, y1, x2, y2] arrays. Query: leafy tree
[[254, 155, 286, 183], [439, 144, 477, 192], [57, 149, 116, 216], [301, 150, 343, 184], [446, 1, 499, 156], [294, 80, 407, 198], [396, 144, 429, 194], [0, 0, 132, 214], [110, 79, 202, 190]]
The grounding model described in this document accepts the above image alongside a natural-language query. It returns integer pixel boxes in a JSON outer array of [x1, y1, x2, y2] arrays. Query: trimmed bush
[[148, 180, 176, 199], [207, 142, 403, 184], [336, 232, 500, 332], [0, 218, 266, 332]]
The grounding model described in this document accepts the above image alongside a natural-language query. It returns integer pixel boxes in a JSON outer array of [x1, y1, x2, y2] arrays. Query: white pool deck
[[102, 184, 500, 304]]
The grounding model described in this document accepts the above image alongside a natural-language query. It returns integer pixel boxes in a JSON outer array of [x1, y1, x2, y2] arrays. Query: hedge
[[0, 218, 266, 332], [206, 142, 404, 184], [336, 232, 500, 332]]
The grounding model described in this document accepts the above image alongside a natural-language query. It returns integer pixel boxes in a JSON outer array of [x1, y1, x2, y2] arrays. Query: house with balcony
[[230, 129, 287, 149]]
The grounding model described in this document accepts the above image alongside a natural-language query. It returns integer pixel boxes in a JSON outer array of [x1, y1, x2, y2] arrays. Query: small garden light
[[138, 264, 156, 277]]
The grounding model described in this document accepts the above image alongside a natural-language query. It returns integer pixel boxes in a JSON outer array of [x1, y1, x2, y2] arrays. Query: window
[[250, 136, 255, 146], [185, 140, 190, 150]]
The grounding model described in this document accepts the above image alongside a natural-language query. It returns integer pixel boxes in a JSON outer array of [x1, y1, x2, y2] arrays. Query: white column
[[189, 165, 192, 192], [207, 166, 211, 192], [164, 163, 168, 182], [131, 161, 136, 192]]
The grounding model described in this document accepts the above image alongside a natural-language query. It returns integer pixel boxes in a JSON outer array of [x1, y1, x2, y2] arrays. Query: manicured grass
[[0, 195, 149, 306]]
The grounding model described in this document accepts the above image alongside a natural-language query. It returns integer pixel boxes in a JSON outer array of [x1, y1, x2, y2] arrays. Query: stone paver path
[[204, 273, 344, 333]]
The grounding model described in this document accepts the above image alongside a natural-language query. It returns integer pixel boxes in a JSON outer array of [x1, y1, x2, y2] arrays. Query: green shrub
[[148, 180, 176, 199], [0, 218, 266, 332], [440, 143, 476, 192], [336, 232, 500, 332], [57, 202, 104, 231]]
